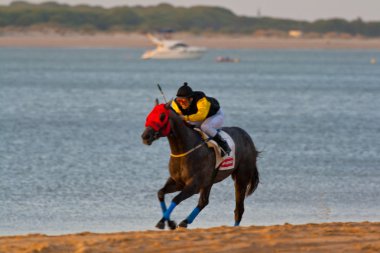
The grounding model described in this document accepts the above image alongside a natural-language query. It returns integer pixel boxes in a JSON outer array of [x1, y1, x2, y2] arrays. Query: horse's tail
[[246, 150, 260, 196]]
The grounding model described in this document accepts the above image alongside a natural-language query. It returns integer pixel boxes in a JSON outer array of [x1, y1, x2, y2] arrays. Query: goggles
[[176, 97, 190, 104]]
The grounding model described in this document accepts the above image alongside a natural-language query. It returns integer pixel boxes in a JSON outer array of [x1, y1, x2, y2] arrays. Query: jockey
[[171, 82, 231, 156]]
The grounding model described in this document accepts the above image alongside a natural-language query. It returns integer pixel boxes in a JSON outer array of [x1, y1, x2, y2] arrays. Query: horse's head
[[141, 102, 171, 145]]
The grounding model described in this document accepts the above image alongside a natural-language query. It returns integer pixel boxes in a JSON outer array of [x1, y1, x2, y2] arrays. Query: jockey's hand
[[179, 115, 186, 121]]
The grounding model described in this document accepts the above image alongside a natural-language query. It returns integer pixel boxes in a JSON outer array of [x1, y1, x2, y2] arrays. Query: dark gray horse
[[141, 102, 259, 229]]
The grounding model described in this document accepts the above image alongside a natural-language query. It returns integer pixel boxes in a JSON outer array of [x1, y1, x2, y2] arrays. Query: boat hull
[[142, 49, 205, 60]]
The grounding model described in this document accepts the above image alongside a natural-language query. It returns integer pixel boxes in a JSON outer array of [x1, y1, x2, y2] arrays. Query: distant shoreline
[[1, 222, 379, 253], [1, 32, 380, 49]]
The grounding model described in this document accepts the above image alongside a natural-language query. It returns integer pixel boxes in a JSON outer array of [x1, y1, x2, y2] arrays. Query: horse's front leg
[[162, 180, 200, 228], [156, 177, 181, 230], [178, 184, 213, 228]]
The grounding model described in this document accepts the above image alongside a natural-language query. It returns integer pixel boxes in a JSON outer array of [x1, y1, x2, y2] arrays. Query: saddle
[[194, 128, 236, 171]]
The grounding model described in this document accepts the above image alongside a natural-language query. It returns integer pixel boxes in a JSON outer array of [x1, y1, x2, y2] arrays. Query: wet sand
[[1, 32, 380, 49], [1, 222, 379, 253]]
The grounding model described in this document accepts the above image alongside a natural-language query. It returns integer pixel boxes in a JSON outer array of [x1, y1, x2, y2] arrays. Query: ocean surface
[[0, 48, 379, 235]]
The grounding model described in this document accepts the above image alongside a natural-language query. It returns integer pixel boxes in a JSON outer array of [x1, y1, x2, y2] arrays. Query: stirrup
[[222, 149, 230, 157], [220, 141, 231, 156], [220, 144, 231, 157]]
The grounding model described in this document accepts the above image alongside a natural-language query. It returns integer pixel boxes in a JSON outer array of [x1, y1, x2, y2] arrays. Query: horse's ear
[[164, 100, 172, 109], [159, 112, 166, 122], [155, 98, 159, 106]]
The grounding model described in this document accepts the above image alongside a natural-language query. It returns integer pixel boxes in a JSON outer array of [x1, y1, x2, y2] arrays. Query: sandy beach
[[1, 32, 380, 49], [1, 222, 379, 253]]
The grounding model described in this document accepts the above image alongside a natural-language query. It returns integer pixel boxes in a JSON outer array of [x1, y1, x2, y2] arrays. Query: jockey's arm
[[171, 100, 183, 114], [186, 97, 211, 122]]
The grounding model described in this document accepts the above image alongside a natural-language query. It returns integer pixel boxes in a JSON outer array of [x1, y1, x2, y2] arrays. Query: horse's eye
[[160, 113, 166, 122]]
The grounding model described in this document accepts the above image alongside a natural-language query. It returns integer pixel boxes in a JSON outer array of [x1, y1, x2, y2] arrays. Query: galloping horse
[[141, 101, 260, 229]]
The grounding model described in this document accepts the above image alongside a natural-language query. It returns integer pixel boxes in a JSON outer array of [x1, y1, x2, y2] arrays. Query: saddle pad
[[195, 129, 236, 171]]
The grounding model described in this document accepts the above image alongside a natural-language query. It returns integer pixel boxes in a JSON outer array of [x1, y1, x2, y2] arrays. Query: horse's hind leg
[[234, 170, 248, 226], [179, 185, 212, 228], [156, 177, 181, 230]]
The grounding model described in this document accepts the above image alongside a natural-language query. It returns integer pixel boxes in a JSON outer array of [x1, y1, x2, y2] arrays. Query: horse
[[141, 101, 260, 229]]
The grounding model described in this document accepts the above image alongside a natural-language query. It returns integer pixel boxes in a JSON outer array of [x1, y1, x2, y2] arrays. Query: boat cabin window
[[170, 43, 188, 49]]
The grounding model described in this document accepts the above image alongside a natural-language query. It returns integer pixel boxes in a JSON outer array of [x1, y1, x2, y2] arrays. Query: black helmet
[[176, 82, 193, 97]]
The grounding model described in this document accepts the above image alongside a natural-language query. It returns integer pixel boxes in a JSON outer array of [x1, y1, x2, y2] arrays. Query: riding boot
[[212, 133, 231, 156]]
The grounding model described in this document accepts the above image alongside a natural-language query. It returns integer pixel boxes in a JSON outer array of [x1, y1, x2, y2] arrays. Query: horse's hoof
[[167, 220, 177, 230], [178, 219, 188, 228], [156, 218, 165, 230]]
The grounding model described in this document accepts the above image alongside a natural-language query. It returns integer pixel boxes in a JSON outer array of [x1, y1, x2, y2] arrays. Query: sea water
[[0, 48, 379, 235]]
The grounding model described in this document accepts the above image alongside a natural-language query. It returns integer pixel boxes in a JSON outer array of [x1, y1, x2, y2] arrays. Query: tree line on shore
[[1, 1, 380, 37]]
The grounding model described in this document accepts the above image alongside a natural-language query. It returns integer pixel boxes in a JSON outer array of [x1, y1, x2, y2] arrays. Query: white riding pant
[[188, 109, 224, 137]]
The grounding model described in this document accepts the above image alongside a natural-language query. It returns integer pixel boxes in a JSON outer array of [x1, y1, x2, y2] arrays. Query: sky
[[1, 0, 380, 21]]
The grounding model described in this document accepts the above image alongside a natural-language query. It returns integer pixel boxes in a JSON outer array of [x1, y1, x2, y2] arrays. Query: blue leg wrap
[[187, 207, 201, 224], [160, 201, 167, 214], [163, 202, 177, 220], [234, 221, 240, 226]]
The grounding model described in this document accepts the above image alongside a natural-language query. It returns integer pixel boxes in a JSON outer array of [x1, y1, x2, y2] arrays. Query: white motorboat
[[141, 33, 206, 60]]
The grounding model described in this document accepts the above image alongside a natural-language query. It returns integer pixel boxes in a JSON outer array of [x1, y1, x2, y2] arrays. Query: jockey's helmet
[[176, 82, 193, 98]]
